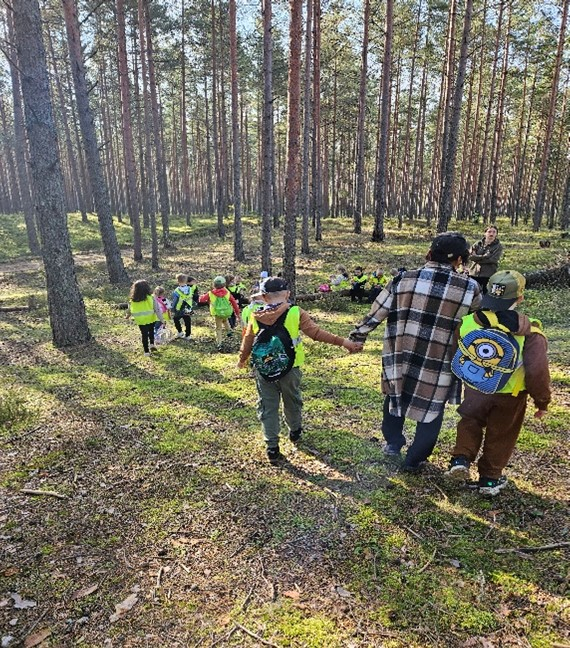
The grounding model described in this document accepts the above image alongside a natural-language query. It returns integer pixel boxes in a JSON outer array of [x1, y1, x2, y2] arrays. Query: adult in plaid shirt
[[349, 232, 482, 472]]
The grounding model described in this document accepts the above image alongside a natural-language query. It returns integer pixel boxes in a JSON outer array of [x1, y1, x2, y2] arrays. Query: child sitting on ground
[[367, 266, 391, 303], [125, 279, 164, 356], [237, 276, 362, 464], [171, 274, 198, 340], [199, 276, 240, 350], [350, 266, 368, 303], [446, 270, 551, 496]]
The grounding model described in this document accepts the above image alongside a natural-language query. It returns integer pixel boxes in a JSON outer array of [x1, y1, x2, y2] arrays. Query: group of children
[[320, 265, 403, 303], [127, 265, 551, 498], [126, 272, 268, 355]]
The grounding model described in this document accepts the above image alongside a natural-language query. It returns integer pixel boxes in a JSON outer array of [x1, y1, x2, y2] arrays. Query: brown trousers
[[452, 387, 528, 479]]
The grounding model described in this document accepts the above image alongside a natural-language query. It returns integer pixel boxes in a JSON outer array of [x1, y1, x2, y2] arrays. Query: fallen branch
[[418, 548, 437, 574], [20, 488, 67, 500], [0, 305, 29, 313], [495, 541, 570, 554], [234, 622, 281, 648]]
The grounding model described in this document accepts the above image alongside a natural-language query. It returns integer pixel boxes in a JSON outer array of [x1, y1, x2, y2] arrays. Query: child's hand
[[343, 339, 363, 353], [534, 409, 547, 419], [124, 314, 130, 320]]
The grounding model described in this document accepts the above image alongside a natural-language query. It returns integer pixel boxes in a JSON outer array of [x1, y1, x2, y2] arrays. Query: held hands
[[343, 339, 364, 354], [534, 409, 547, 420]]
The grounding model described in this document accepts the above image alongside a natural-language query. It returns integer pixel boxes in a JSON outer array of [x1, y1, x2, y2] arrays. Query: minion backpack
[[452, 311, 524, 395]]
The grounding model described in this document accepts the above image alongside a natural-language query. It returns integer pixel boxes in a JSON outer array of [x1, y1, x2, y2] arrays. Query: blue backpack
[[251, 308, 296, 382], [452, 312, 521, 394]]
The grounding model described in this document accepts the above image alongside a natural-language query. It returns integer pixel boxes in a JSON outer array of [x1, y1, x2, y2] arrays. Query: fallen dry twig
[[20, 488, 67, 500], [495, 542, 570, 554]]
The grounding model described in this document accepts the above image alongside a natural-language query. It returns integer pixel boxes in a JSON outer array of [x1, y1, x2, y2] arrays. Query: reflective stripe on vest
[[130, 295, 157, 325], [459, 312, 544, 396], [251, 306, 304, 367]]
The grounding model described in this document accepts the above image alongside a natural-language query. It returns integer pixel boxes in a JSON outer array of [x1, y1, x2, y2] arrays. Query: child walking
[[171, 274, 198, 340], [199, 276, 240, 350], [446, 270, 551, 495], [237, 277, 361, 464], [153, 286, 171, 333], [125, 280, 164, 356]]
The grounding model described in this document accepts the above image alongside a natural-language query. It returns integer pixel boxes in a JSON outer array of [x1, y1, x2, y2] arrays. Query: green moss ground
[[0, 213, 568, 647]]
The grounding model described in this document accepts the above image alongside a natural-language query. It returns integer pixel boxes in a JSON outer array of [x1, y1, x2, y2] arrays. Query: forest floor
[[0, 213, 569, 648]]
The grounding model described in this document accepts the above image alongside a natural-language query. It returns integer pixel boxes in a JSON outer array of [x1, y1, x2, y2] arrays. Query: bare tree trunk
[[261, 0, 273, 271], [353, 0, 370, 233], [311, 0, 322, 241], [211, 0, 225, 238], [143, 0, 170, 246], [533, 0, 569, 230], [372, 0, 393, 242], [283, 0, 303, 298], [137, 0, 159, 270], [180, 0, 192, 223], [229, 0, 244, 261], [437, 0, 473, 232], [62, 0, 129, 284], [300, 0, 312, 254], [116, 0, 143, 261], [13, 0, 91, 347], [6, 8, 40, 254]]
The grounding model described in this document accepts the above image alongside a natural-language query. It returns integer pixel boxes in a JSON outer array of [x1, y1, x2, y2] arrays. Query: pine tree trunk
[[211, 0, 225, 238], [372, 0, 393, 242], [180, 0, 192, 223], [229, 0, 244, 261], [6, 8, 40, 254], [437, 0, 473, 232], [13, 0, 91, 347], [116, 0, 143, 260], [62, 0, 129, 284], [261, 0, 273, 272], [283, 0, 303, 298], [353, 0, 370, 233], [312, 0, 322, 241], [300, 0, 312, 254], [533, 0, 569, 231]]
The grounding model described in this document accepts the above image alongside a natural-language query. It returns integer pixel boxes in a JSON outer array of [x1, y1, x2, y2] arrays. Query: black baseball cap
[[430, 232, 470, 262], [261, 277, 289, 293]]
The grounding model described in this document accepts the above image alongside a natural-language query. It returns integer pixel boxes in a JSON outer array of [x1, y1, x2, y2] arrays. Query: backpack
[[251, 307, 297, 382], [173, 286, 195, 316], [211, 291, 234, 318], [451, 312, 522, 394]]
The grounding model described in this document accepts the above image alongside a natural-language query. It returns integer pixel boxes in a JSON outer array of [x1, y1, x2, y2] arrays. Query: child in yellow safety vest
[[367, 267, 391, 303], [446, 270, 551, 496], [350, 267, 368, 303], [125, 280, 164, 356], [198, 276, 240, 350], [171, 274, 198, 340], [237, 276, 362, 464]]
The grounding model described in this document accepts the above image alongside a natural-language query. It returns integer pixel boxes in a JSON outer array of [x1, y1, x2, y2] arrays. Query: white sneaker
[[144, 352, 151, 357], [184, 335, 192, 340], [177, 332, 185, 338]]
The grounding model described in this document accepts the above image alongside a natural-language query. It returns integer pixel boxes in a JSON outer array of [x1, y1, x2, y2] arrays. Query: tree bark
[[283, 0, 303, 298], [61, 0, 129, 284], [116, 0, 143, 261], [300, 0, 312, 254], [533, 0, 569, 231], [372, 0, 393, 242], [229, 0, 244, 261], [261, 0, 273, 272], [12, 0, 91, 347]]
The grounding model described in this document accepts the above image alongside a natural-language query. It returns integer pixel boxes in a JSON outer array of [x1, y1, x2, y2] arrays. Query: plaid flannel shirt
[[350, 262, 481, 423]]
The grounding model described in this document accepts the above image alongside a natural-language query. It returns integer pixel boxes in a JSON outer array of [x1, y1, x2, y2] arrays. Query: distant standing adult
[[349, 233, 481, 472], [469, 226, 503, 293]]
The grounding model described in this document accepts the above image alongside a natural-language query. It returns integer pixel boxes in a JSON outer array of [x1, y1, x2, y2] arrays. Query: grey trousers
[[255, 367, 303, 448]]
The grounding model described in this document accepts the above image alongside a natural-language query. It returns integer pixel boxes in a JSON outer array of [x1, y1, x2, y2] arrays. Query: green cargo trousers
[[255, 367, 303, 449]]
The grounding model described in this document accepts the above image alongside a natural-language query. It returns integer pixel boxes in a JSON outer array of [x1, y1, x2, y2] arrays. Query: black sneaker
[[400, 461, 427, 474], [478, 475, 508, 496], [289, 428, 302, 443], [446, 456, 471, 481], [266, 447, 284, 465]]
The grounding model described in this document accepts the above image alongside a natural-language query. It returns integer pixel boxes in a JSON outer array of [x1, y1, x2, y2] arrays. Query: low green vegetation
[[0, 213, 568, 647]]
